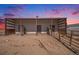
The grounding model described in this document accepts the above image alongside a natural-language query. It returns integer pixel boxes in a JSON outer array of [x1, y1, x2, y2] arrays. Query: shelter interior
[[4, 18, 67, 35]]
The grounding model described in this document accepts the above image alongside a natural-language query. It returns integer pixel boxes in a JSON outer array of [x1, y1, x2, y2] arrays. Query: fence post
[[70, 31, 73, 46]]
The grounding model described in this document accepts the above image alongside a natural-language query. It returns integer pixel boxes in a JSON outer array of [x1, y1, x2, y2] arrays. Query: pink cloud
[[0, 22, 5, 30], [71, 8, 79, 15], [72, 11, 79, 15], [67, 19, 79, 24]]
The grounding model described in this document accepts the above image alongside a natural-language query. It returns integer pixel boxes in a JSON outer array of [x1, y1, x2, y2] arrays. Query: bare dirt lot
[[0, 34, 75, 55]]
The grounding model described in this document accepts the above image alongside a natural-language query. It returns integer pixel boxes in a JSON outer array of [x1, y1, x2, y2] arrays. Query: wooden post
[[18, 20, 20, 34], [50, 18, 52, 36], [57, 20, 61, 41], [70, 31, 73, 46], [36, 16, 38, 35], [13, 19, 16, 34], [20, 19, 23, 36], [5, 18, 7, 35], [65, 18, 67, 36]]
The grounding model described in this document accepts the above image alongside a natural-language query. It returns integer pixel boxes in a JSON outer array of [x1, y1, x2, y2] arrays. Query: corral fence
[[52, 30, 79, 54]]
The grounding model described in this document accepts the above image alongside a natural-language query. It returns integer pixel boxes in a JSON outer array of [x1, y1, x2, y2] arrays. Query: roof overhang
[[5, 17, 67, 20]]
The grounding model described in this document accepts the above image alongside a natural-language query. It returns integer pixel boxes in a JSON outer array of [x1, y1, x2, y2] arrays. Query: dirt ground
[[0, 34, 75, 55]]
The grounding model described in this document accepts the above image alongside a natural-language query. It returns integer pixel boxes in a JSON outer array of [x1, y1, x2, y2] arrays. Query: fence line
[[52, 30, 79, 54]]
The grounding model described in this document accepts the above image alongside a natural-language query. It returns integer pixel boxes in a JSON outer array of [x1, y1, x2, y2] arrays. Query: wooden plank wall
[[57, 18, 67, 35], [5, 18, 16, 35]]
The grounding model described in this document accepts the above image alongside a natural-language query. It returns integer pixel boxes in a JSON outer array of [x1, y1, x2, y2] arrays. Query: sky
[[0, 4, 79, 29]]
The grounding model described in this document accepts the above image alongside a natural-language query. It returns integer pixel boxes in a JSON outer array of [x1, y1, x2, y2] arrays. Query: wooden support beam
[[20, 19, 24, 36], [70, 31, 73, 46], [5, 19, 7, 35], [36, 16, 38, 35], [50, 18, 52, 36]]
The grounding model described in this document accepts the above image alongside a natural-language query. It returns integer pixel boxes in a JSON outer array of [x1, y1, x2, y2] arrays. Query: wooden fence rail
[[53, 30, 79, 54]]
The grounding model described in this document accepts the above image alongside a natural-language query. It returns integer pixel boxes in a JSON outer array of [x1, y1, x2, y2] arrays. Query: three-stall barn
[[3, 17, 67, 36]]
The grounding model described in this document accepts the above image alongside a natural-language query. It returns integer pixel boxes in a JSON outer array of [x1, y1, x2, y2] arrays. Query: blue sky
[[0, 4, 79, 24]]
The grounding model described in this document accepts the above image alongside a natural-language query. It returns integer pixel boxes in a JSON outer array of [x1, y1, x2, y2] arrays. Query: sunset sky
[[0, 4, 79, 29]]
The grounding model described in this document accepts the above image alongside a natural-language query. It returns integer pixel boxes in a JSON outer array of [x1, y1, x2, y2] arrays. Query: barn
[[4, 17, 67, 36]]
